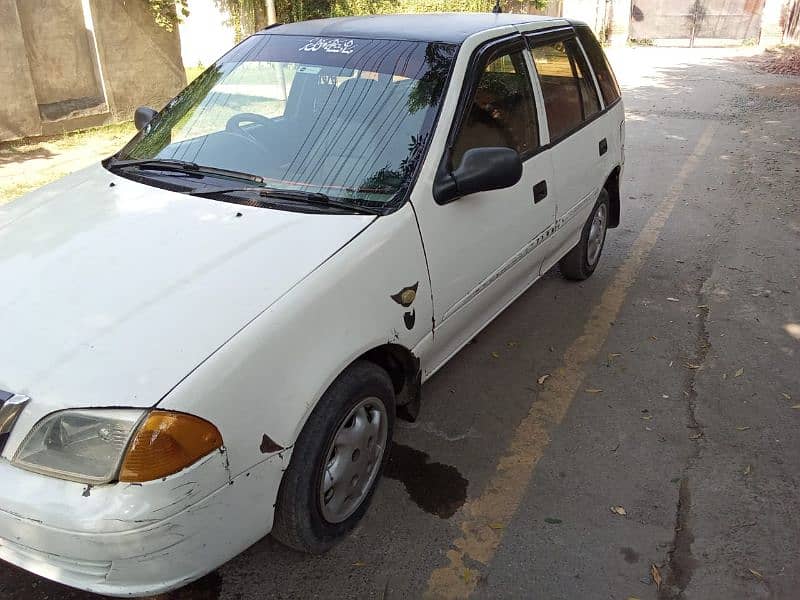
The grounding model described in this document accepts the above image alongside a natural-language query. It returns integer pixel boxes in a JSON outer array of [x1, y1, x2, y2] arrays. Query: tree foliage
[[147, 0, 189, 31]]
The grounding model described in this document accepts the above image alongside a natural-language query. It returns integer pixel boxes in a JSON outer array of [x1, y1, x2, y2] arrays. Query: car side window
[[529, 37, 601, 141], [576, 25, 621, 105], [451, 49, 539, 168]]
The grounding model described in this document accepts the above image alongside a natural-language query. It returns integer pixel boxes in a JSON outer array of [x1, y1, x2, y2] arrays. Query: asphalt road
[[1, 47, 798, 600]]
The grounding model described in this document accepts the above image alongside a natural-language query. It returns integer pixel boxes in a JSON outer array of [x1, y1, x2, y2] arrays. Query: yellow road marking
[[424, 123, 719, 598]]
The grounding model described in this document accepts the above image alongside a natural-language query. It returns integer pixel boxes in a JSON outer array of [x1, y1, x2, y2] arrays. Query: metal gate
[[630, 0, 765, 46]]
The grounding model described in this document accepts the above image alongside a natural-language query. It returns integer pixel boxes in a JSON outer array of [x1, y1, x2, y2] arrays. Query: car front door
[[411, 35, 556, 375]]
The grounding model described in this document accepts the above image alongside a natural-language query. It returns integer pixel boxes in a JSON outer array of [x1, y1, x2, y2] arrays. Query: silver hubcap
[[587, 203, 607, 266], [319, 397, 388, 523]]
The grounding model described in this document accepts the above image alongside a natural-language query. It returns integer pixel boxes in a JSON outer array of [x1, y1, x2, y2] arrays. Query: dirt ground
[[1, 45, 799, 600], [0, 122, 134, 204]]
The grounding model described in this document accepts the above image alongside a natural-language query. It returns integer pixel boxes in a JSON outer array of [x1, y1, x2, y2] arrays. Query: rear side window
[[576, 26, 621, 105], [529, 37, 600, 140], [451, 49, 539, 167]]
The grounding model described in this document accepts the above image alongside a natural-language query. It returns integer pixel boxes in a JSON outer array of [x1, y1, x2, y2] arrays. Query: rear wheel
[[271, 361, 394, 553], [560, 189, 610, 281]]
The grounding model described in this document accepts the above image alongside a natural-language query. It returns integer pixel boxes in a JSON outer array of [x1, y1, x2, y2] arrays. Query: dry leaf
[[585, 388, 603, 394], [685, 363, 703, 370], [463, 568, 472, 583], [662, 394, 670, 398], [627, 597, 642, 600], [352, 561, 367, 567], [488, 522, 505, 530], [651, 563, 662, 590], [736, 426, 751, 431], [697, 304, 709, 309], [667, 297, 680, 302], [610, 505, 627, 516], [792, 405, 800, 410], [506, 341, 518, 348], [642, 415, 653, 420], [491, 351, 500, 359], [781, 393, 792, 400], [748, 568, 763, 580], [650, 335, 658, 341], [537, 374, 550, 385], [690, 432, 703, 440], [744, 464, 751, 476], [722, 373, 728, 380], [734, 367, 744, 378]]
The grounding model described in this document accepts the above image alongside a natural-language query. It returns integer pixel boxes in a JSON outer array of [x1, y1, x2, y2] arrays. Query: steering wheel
[[225, 113, 275, 150]]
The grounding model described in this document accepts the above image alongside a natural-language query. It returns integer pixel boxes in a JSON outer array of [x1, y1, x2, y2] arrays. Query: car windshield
[[114, 35, 457, 211]]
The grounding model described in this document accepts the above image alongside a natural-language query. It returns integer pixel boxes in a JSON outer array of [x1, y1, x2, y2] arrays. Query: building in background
[[0, 0, 185, 142]]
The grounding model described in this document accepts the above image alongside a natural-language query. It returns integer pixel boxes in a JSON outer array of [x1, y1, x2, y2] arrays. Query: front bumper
[[0, 449, 289, 597]]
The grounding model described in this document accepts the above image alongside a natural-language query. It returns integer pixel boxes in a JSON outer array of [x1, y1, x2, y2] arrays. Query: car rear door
[[525, 28, 607, 273], [411, 35, 556, 374]]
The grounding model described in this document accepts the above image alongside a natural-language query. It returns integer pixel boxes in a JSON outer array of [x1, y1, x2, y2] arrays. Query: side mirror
[[434, 147, 523, 205], [134, 106, 158, 131]]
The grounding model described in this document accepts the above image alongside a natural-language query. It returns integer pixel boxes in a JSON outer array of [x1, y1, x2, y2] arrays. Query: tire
[[559, 189, 610, 281], [271, 360, 395, 554]]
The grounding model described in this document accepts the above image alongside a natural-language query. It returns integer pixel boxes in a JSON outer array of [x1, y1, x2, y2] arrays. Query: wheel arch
[[604, 166, 622, 228]]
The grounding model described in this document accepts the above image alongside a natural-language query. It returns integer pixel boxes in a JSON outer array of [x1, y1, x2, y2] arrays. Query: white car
[[0, 13, 623, 596]]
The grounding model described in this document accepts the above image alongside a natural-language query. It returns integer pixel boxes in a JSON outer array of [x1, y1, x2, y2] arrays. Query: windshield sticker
[[297, 65, 321, 74], [299, 38, 356, 54]]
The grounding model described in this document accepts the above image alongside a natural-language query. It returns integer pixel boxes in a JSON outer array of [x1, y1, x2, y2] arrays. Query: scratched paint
[[424, 123, 719, 598]]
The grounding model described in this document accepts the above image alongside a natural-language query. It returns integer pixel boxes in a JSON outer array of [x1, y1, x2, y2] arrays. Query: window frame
[[435, 34, 541, 180], [524, 28, 620, 147]]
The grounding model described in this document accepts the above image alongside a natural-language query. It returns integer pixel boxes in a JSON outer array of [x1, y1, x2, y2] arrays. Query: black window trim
[[524, 27, 622, 150], [433, 33, 541, 204]]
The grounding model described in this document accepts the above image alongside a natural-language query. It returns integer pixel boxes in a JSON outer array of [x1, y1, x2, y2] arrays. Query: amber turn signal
[[119, 411, 223, 482]]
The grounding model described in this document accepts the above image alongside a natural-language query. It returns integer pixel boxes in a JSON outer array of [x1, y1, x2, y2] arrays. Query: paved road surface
[[1, 47, 798, 600]]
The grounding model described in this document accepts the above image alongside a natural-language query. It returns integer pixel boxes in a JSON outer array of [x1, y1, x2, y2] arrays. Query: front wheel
[[271, 361, 395, 553], [559, 189, 610, 281]]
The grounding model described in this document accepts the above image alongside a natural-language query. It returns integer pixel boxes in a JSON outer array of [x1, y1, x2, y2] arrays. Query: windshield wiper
[[107, 158, 265, 184], [187, 186, 383, 215]]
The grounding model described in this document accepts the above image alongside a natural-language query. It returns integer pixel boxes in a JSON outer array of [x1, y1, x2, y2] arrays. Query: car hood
[[0, 164, 374, 415]]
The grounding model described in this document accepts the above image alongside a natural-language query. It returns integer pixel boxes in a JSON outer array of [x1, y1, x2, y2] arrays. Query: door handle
[[533, 180, 547, 203], [599, 138, 608, 156]]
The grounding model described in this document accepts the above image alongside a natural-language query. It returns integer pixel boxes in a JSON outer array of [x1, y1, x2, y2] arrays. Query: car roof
[[261, 13, 571, 44]]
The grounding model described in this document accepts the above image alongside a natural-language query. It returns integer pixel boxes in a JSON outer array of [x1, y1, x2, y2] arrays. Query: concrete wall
[[16, 0, 103, 110], [0, 0, 42, 139], [90, 0, 186, 119], [0, 0, 185, 142]]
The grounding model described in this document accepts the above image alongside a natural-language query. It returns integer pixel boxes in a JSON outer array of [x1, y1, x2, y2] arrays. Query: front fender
[[159, 203, 432, 477]]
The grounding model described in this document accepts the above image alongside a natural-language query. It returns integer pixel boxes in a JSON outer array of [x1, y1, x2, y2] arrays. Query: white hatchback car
[[0, 13, 623, 596]]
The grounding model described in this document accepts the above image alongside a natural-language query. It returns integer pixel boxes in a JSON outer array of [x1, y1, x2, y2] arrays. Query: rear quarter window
[[576, 26, 621, 105]]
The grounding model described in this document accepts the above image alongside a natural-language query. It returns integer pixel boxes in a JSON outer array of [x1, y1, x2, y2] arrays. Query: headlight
[[13, 409, 144, 484], [13, 409, 223, 484]]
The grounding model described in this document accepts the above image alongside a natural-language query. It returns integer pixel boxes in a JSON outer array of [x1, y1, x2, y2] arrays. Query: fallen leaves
[[734, 367, 744, 378], [744, 464, 752, 476], [781, 393, 792, 401], [544, 517, 562, 524], [736, 426, 751, 431], [491, 351, 500, 359], [689, 431, 704, 440], [610, 505, 627, 516], [352, 561, 367, 567], [667, 297, 680, 302], [792, 405, 800, 410], [537, 374, 550, 385], [651, 563, 662, 590], [684, 363, 703, 370], [488, 522, 505, 530], [585, 388, 603, 394], [748, 568, 763, 580]]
